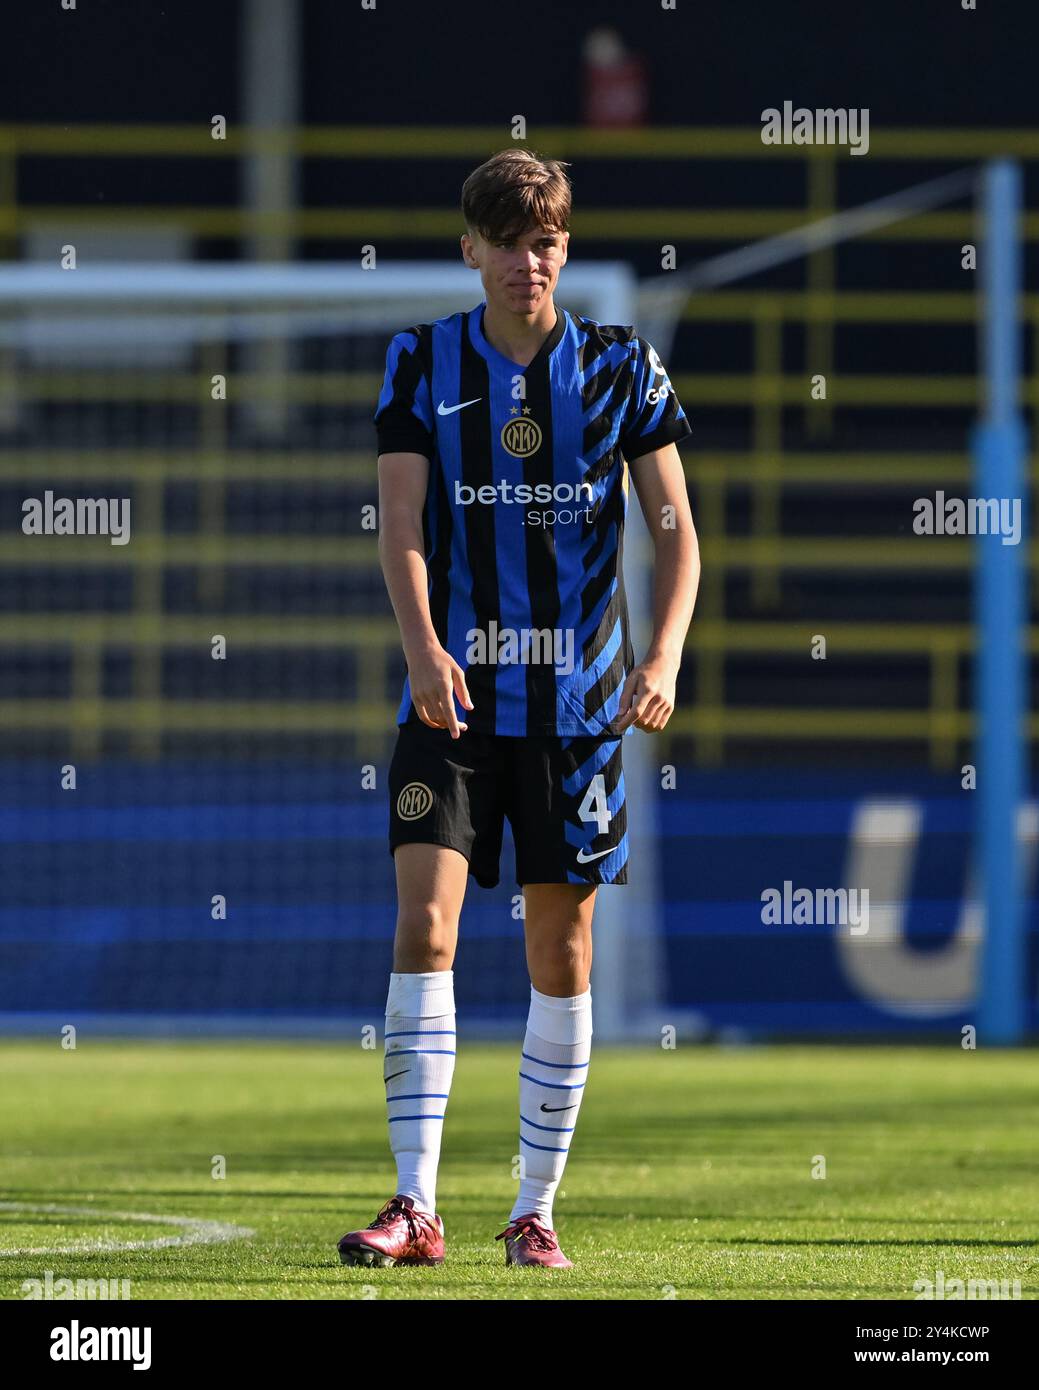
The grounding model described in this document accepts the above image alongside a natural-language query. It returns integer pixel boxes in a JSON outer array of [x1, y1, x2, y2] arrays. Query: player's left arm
[[615, 442, 700, 732]]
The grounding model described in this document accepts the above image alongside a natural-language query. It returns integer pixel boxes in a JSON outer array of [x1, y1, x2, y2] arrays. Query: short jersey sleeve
[[619, 334, 692, 462], [373, 329, 435, 458]]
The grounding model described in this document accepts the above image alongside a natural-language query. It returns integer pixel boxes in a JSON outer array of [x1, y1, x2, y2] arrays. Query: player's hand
[[404, 641, 474, 738], [615, 656, 678, 733]]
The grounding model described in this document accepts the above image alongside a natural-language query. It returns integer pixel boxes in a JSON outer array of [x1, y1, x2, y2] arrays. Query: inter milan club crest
[[396, 782, 433, 820], [500, 416, 543, 458]]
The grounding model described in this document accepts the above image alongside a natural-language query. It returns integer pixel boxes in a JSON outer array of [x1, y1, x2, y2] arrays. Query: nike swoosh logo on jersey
[[383, 1070, 409, 1083], [540, 1103, 577, 1113], [575, 846, 613, 864], [437, 398, 481, 415]]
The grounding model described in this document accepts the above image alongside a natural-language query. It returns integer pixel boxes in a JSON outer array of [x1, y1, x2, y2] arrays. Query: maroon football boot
[[495, 1213, 573, 1268], [337, 1194, 445, 1267]]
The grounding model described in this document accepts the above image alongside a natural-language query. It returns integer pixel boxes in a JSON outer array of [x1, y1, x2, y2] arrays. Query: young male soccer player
[[338, 149, 699, 1270]]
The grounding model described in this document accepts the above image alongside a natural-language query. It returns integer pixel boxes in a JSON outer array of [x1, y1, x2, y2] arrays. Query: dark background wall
[[8, 0, 1034, 127]]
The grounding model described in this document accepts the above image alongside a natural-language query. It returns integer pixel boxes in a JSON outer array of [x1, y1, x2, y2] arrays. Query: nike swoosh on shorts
[[575, 846, 613, 864]]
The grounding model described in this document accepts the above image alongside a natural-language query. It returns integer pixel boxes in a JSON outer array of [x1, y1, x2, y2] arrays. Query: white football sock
[[510, 984, 592, 1227], [384, 969, 456, 1216]]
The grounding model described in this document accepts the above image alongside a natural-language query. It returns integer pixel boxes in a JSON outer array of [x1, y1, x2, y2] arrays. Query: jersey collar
[[469, 301, 567, 372]]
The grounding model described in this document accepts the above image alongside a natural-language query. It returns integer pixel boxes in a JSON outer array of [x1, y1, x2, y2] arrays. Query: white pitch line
[[0, 1201, 255, 1257]]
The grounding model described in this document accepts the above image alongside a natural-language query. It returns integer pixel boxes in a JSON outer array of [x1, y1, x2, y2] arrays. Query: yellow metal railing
[[2, 126, 1035, 763], [3, 123, 1039, 157], [2, 123, 1039, 247], [5, 430, 1036, 763], [1, 609, 1036, 766], [4, 369, 1027, 403]]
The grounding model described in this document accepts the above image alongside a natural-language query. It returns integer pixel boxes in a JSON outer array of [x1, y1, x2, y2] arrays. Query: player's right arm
[[374, 329, 473, 737], [377, 451, 473, 738]]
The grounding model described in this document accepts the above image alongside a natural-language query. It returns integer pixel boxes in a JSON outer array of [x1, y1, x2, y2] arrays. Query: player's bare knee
[[395, 901, 457, 970], [528, 935, 590, 995]]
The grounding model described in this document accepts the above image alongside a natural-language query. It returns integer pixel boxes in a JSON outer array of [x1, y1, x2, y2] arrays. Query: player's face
[[465, 226, 569, 315]]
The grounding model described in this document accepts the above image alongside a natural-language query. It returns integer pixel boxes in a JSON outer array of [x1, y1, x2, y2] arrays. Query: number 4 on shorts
[[578, 773, 611, 836]]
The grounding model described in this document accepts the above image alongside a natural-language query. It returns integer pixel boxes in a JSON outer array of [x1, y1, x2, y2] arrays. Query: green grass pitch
[[1, 1040, 1036, 1300]]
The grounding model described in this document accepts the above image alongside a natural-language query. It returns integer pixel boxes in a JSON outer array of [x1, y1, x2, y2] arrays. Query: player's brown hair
[[461, 149, 572, 243]]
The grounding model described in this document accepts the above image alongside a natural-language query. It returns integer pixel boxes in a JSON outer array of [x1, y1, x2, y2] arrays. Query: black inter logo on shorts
[[396, 781, 434, 820]]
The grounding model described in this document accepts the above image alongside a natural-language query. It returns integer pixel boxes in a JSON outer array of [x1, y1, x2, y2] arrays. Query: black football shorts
[[388, 721, 628, 888]]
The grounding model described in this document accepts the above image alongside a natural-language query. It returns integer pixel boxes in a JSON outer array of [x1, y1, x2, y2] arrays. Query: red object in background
[[581, 27, 649, 128]]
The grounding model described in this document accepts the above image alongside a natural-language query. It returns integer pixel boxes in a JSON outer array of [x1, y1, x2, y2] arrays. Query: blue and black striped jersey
[[374, 299, 691, 737]]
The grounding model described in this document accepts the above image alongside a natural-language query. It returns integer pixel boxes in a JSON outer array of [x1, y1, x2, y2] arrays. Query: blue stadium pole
[[974, 159, 1029, 1044]]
